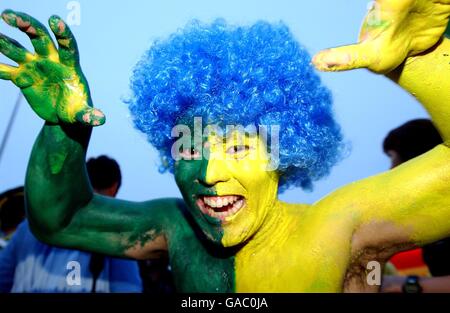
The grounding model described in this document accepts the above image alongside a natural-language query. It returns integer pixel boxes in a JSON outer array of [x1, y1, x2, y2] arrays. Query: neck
[[243, 198, 290, 253]]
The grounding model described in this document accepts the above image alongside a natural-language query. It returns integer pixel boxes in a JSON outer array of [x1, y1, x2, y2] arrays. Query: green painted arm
[[0, 10, 177, 259], [26, 122, 176, 259]]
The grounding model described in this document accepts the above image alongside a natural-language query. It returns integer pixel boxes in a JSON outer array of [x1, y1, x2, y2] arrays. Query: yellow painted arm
[[389, 37, 450, 142], [313, 144, 450, 249], [311, 0, 450, 251]]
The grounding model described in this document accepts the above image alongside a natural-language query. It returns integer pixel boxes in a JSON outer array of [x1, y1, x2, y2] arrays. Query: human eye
[[226, 144, 251, 156], [180, 147, 201, 160]]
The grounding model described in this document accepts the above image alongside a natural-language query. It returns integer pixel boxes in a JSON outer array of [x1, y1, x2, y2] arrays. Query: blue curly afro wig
[[128, 19, 344, 192]]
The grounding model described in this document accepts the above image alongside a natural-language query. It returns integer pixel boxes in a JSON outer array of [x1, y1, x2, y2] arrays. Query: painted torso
[[163, 200, 360, 292]]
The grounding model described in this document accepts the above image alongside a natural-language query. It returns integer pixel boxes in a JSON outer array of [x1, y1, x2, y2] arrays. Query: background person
[[0, 187, 26, 249], [0, 155, 142, 293]]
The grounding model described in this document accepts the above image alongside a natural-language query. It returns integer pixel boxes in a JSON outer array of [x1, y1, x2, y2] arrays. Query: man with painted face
[[0, 0, 449, 292]]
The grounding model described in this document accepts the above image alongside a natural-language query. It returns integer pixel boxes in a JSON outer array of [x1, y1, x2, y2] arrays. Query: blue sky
[[0, 0, 427, 203]]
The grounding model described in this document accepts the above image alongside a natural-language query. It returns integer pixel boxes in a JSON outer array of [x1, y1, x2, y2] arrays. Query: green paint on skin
[[2, 10, 56, 57], [27, 122, 236, 292], [161, 200, 236, 292], [18, 59, 72, 122], [0, 68, 12, 80], [18, 62, 75, 122], [0, 34, 29, 63], [16, 10, 237, 292], [26, 122, 158, 256], [0, 10, 101, 126], [75, 108, 105, 126], [13, 72, 34, 89], [48, 15, 80, 67], [167, 134, 237, 291], [174, 153, 226, 244]]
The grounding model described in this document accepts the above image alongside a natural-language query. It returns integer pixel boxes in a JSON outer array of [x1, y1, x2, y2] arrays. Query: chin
[[191, 194, 263, 248], [194, 195, 255, 247]]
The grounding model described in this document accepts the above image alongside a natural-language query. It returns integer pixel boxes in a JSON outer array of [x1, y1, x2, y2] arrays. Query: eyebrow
[[201, 131, 255, 145], [223, 132, 254, 143]]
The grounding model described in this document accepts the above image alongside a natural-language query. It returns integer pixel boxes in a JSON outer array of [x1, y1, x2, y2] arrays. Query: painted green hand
[[313, 0, 450, 73], [0, 10, 105, 126]]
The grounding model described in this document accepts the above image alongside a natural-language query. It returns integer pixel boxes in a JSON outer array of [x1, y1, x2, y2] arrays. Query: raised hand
[[0, 10, 105, 126], [313, 0, 450, 73]]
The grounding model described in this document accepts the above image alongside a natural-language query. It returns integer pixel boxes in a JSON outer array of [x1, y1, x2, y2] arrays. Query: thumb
[[75, 107, 106, 126], [312, 43, 376, 72]]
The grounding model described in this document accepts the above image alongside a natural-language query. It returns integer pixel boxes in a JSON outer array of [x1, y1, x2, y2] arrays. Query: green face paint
[[174, 156, 225, 244]]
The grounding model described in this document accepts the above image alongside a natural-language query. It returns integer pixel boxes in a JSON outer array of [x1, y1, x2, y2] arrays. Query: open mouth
[[196, 195, 245, 221]]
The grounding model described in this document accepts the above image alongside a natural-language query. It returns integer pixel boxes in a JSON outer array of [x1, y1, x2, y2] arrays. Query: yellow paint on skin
[[233, 200, 352, 292], [25, 53, 37, 62], [352, 144, 450, 246], [48, 43, 60, 63], [0, 63, 15, 73], [199, 31, 450, 293], [204, 131, 279, 247], [204, 131, 354, 291], [63, 75, 88, 122], [392, 38, 450, 141]]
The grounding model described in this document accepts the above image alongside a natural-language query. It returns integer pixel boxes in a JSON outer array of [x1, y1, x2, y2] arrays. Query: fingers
[[49, 15, 79, 67], [0, 63, 17, 80], [0, 33, 35, 64], [312, 43, 376, 72], [75, 107, 106, 126], [1, 9, 58, 59]]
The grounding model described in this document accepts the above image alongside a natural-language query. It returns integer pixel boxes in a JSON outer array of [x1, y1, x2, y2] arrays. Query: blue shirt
[[0, 221, 142, 293]]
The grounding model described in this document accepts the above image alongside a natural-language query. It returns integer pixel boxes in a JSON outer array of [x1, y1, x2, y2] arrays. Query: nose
[[198, 156, 231, 186]]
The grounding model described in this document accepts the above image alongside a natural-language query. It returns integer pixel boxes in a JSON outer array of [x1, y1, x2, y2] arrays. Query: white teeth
[[201, 195, 245, 220], [204, 196, 237, 208], [205, 197, 218, 208]]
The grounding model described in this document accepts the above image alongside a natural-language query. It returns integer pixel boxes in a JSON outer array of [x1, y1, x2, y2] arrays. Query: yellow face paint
[[204, 130, 279, 247]]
